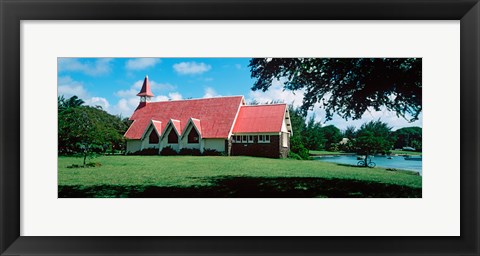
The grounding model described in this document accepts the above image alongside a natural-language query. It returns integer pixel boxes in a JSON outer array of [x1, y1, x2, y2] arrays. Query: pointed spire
[[137, 75, 154, 97]]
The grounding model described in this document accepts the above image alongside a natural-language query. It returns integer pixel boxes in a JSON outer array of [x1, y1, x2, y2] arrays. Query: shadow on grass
[[59, 176, 421, 198]]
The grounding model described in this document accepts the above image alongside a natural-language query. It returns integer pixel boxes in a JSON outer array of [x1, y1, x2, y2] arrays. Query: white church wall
[[203, 139, 226, 152], [141, 125, 160, 150], [126, 140, 142, 153]]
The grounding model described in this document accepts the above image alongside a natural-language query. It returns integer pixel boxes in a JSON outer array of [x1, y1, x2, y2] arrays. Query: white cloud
[[154, 95, 169, 101], [203, 87, 221, 98], [125, 58, 161, 70], [85, 97, 110, 110], [168, 92, 183, 100], [58, 76, 114, 113], [112, 79, 183, 117], [132, 80, 145, 89], [320, 107, 423, 131], [115, 88, 139, 98], [248, 78, 422, 130], [110, 97, 140, 117], [173, 62, 211, 75], [116, 80, 176, 98], [154, 92, 183, 102], [58, 58, 113, 76], [235, 64, 242, 69], [113, 98, 133, 115], [58, 76, 87, 98], [248, 78, 304, 106]]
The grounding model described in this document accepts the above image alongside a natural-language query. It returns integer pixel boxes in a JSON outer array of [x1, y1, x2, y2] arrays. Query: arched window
[[149, 130, 159, 144], [168, 129, 178, 143], [188, 128, 199, 143]]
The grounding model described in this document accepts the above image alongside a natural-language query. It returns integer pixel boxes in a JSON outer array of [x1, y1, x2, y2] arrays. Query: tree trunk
[[83, 151, 87, 167], [364, 153, 369, 167]]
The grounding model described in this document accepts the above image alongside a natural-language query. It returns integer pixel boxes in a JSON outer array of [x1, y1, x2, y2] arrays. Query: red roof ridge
[[243, 103, 287, 107], [151, 120, 162, 135], [149, 95, 244, 104], [140, 120, 162, 139], [183, 118, 202, 137], [227, 97, 245, 137], [167, 119, 182, 136], [123, 119, 137, 137]]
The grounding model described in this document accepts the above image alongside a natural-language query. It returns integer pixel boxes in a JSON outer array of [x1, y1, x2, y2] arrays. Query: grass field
[[58, 155, 422, 198]]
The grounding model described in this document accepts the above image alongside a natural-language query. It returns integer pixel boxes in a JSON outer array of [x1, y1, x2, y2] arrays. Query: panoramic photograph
[[58, 57, 422, 198]]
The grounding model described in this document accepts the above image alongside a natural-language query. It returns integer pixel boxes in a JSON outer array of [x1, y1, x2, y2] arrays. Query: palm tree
[[65, 95, 85, 108], [58, 95, 85, 112]]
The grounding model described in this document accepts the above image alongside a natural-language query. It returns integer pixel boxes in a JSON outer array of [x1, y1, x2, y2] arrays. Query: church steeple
[[137, 75, 154, 109]]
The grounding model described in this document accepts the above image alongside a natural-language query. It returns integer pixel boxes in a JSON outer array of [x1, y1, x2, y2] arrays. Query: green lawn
[[58, 155, 422, 198]]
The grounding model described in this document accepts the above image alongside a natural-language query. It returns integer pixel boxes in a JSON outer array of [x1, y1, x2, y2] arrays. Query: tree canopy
[[287, 105, 328, 159], [354, 120, 394, 161], [392, 126, 422, 151], [321, 125, 342, 151], [58, 96, 128, 165], [343, 126, 357, 139], [303, 115, 325, 151], [249, 58, 422, 121], [58, 95, 85, 112]]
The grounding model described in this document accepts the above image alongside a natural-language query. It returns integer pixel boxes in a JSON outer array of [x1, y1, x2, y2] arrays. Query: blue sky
[[58, 58, 422, 130]]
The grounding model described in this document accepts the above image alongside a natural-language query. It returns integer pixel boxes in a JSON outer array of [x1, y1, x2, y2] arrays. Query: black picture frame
[[1, 0, 479, 255]]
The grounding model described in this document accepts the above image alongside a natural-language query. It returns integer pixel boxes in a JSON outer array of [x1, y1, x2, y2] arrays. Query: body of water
[[315, 155, 422, 175]]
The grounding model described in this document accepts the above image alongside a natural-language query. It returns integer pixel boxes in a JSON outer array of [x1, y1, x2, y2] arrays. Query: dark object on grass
[[85, 162, 102, 167], [178, 148, 201, 156], [159, 146, 177, 156], [202, 149, 222, 156], [129, 148, 159, 155], [66, 162, 102, 168]]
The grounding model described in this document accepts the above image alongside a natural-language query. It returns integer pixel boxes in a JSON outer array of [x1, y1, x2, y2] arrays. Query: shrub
[[160, 146, 178, 156], [287, 152, 303, 160], [202, 149, 222, 156], [290, 136, 311, 160], [129, 148, 159, 155], [178, 148, 201, 156]]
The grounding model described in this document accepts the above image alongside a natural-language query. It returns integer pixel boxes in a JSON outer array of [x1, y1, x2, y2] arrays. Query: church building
[[124, 76, 292, 158]]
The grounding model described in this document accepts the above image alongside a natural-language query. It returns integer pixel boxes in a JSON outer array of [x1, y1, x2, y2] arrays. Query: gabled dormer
[[181, 118, 202, 145]]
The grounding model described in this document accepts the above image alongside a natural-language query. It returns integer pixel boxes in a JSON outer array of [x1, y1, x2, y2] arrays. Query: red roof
[[170, 119, 182, 135], [191, 118, 202, 136], [232, 104, 287, 133], [125, 96, 244, 139], [151, 120, 162, 135], [136, 76, 154, 97]]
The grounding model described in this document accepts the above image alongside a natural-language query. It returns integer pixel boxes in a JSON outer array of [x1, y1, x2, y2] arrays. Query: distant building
[[339, 138, 350, 145], [124, 76, 292, 158]]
